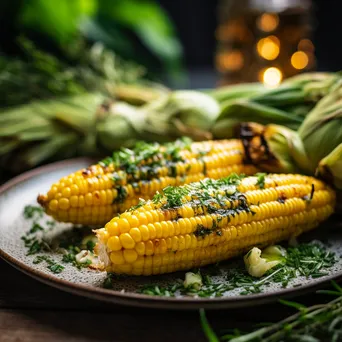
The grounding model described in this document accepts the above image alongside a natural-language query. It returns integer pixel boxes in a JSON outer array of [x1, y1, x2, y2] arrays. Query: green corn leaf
[[0, 139, 20, 155], [22, 133, 79, 166]]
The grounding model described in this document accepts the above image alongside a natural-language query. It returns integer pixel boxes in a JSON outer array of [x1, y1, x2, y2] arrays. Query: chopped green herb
[[33, 255, 64, 274], [99, 157, 113, 167], [128, 199, 146, 212], [86, 240, 96, 252], [255, 172, 266, 189], [23, 205, 44, 220], [138, 283, 183, 297], [133, 242, 337, 298], [27, 240, 44, 255], [152, 192, 163, 204], [29, 222, 44, 234], [116, 186, 128, 202], [48, 263, 65, 274]]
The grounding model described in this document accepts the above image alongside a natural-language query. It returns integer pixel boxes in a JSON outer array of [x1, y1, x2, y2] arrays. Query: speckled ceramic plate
[[1, 158, 342, 310]]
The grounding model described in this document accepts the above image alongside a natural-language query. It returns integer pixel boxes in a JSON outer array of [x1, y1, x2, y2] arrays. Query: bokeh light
[[260, 67, 283, 87], [298, 39, 315, 52], [291, 51, 309, 69], [257, 35, 280, 60], [216, 50, 244, 72], [257, 13, 279, 32]]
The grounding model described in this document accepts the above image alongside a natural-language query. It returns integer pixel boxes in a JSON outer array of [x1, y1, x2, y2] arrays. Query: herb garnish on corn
[[38, 138, 258, 225], [95, 173, 335, 276]]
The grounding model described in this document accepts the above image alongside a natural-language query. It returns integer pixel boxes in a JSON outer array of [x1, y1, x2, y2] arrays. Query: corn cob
[[95, 174, 335, 275], [37, 139, 258, 225]]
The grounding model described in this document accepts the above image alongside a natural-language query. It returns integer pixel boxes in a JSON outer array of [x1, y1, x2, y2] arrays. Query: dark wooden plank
[[0, 259, 115, 310], [0, 309, 209, 342]]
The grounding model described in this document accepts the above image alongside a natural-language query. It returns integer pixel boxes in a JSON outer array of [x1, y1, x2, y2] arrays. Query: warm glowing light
[[215, 21, 250, 42], [298, 39, 314, 52], [261, 67, 283, 87], [216, 50, 244, 72], [291, 51, 309, 69], [257, 13, 279, 32], [256, 36, 280, 60]]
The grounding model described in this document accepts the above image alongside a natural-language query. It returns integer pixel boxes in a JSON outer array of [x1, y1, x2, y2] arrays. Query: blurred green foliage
[[0, 0, 185, 84]]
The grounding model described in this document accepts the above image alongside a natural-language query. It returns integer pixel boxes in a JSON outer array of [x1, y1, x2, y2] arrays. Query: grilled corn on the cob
[[37, 139, 258, 225], [95, 174, 335, 275]]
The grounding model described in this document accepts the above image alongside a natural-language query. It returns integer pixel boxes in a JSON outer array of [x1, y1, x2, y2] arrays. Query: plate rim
[[0, 158, 341, 310]]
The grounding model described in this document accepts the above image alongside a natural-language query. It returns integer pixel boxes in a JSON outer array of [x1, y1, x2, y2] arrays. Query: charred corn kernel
[[96, 174, 335, 275], [38, 139, 259, 225]]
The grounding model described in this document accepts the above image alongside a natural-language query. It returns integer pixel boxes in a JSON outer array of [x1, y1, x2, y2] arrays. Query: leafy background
[[0, 0, 185, 85]]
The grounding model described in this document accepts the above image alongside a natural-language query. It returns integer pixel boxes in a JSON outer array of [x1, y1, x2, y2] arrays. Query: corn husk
[[239, 122, 311, 174], [142, 90, 220, 141], [206, 82, 265, 103], [212, 72, 341, 139], [0, 93, 105, 173], [239, 80, 342, 189], [298, 80, 342, 170], [212, 101, 301, 139], [110, 83, 169, 106], [316, 143, 342, 189], [96, 102, 145, 150]]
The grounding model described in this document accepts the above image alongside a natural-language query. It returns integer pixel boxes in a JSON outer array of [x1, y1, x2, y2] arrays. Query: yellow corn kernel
[[129, 228, 142, 242], [48, 199, 58, 212], [107, 236, 122, 251], [118, 218, 130, 234], [123, 249, 138, 263], [110, 251, 125, 265], [120, 233, 136, 249], [58, 198, 70, 210]]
